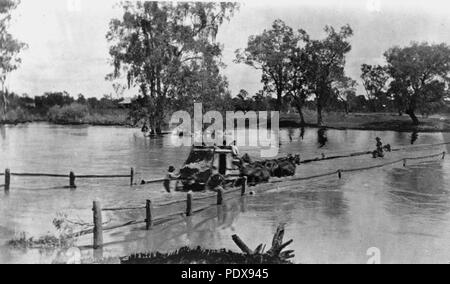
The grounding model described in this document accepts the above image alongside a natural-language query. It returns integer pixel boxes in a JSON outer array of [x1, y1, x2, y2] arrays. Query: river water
[[0, 123, 450, 264]]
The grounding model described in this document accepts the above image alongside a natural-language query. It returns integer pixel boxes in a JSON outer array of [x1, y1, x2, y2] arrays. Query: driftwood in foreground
[[120, 224, 294, 264], [232, 224, 294, 261]]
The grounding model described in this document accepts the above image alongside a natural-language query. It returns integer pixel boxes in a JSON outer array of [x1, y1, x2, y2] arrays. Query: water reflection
[[0, 125, 5, 140], [300, 127, 305, 141], [287, 128, 295, 142], [318, 128, 328, 148], [411, 131, 419, 145]]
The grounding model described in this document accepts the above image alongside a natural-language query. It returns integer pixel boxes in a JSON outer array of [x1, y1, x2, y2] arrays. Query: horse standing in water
[[372, 137, 392, 158]]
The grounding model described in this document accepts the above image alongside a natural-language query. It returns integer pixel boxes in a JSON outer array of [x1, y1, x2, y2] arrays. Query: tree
[[252, 90, 271, 111], [302, 25, 353, 126], [361, 64, 389, 112], [0, 0, 27, 120], [76, 94, 86, 104], [384, 42, 450, 125], [112, 82, 126, 99], [107, 1, 238, 133], [287, 43, 312, 125], [232, 89, 250, 111], [333, 75, 357, 114], [235, 19, 299, 111]]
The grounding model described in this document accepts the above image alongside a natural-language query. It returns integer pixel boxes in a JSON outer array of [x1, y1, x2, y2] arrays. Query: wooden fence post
[[217, 188, 224, 205], [5, 168, 10, 192], [130, 168, 134, 186], [186, 193, 192, 217], [93, 201, 103, 249], [146, 199, 153, 230], [241, 177, 247, 197], [69, 171, 76, 188]]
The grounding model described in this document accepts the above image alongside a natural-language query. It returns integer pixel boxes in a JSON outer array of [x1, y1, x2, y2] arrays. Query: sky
[[6, 0, 450, 98]]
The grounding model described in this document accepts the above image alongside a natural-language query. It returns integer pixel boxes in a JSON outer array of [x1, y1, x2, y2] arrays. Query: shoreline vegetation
[[0, 95, 133, 127], [2, 106, 450, 133], [0, 110, 131, 127]]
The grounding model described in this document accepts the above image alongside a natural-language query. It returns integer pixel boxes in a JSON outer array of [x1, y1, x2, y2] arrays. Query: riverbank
[[0, 106, 132, 126], [280, 110, 450, 133], [3, 108, 450, 133]]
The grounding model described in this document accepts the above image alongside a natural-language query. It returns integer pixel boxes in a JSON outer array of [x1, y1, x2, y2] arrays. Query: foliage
[[8, 213, 76, 249], [302, 25, 354, 125], [384, 42, 450, 125], [48, 103, 89, 124], [236, 20, 354, 125], [0, 0, 27, 119], [332, 75, 357, 114], [235, 19, 299, 110], [361, 64, 390, 112], [107, 1, 239, 133]]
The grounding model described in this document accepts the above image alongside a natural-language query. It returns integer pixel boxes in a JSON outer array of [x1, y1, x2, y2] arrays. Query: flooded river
[[1, 123, 450, 264]]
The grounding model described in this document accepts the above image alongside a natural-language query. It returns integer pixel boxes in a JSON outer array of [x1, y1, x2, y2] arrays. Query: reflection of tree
[[288, 128, 294, 142], [410, 131, 419, 145], [318, 128, 328, 148], [300, 127, 305, 141], [0, 125, 5, 140]]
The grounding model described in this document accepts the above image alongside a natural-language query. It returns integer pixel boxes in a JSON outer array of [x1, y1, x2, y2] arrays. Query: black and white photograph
[[1, 0, 450, 266]]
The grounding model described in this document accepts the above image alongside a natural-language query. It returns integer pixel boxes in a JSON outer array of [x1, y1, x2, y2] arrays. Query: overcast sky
[[6, 0, 450, 98]]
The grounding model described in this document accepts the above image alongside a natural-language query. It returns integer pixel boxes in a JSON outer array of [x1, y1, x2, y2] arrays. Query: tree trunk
[[277, 89, 283, 111], [0, 81, 7, 121], [317, 103, 324, 126], [406, 109, 419, 125], [344, 101, 349, 115], [295, 105, 305, 125]]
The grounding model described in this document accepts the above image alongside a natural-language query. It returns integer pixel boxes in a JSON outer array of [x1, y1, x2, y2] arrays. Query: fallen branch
[[231, 223, 295, 261]]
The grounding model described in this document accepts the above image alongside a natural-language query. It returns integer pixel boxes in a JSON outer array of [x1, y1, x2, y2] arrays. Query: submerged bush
[[48, 103, 89, 124], [1, 107, 36, 123], [7, 232, 74, 249], [7, 213, 77, 250]]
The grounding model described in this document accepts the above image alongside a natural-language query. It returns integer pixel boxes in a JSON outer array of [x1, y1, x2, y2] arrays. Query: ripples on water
[[1, 123, 450, 264]]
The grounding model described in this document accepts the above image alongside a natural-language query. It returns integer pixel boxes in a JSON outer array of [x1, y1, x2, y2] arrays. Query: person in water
[[163, 166, 179, 193], [231, 140, 240, 158]]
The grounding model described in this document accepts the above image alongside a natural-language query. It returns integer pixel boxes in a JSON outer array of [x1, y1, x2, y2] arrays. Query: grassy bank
[[280, 109, 450, 133], [3, 104, 450, 132], [47, 103, 130, 126]]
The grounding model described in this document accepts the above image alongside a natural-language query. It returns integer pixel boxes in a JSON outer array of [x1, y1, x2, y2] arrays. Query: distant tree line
[[2, 1, 450, 128], [107, 2, 450, 129], [236, 20, 450, 126]]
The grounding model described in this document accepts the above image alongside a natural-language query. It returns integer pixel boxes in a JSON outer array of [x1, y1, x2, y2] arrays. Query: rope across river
[[2, 141, 449, 190]]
